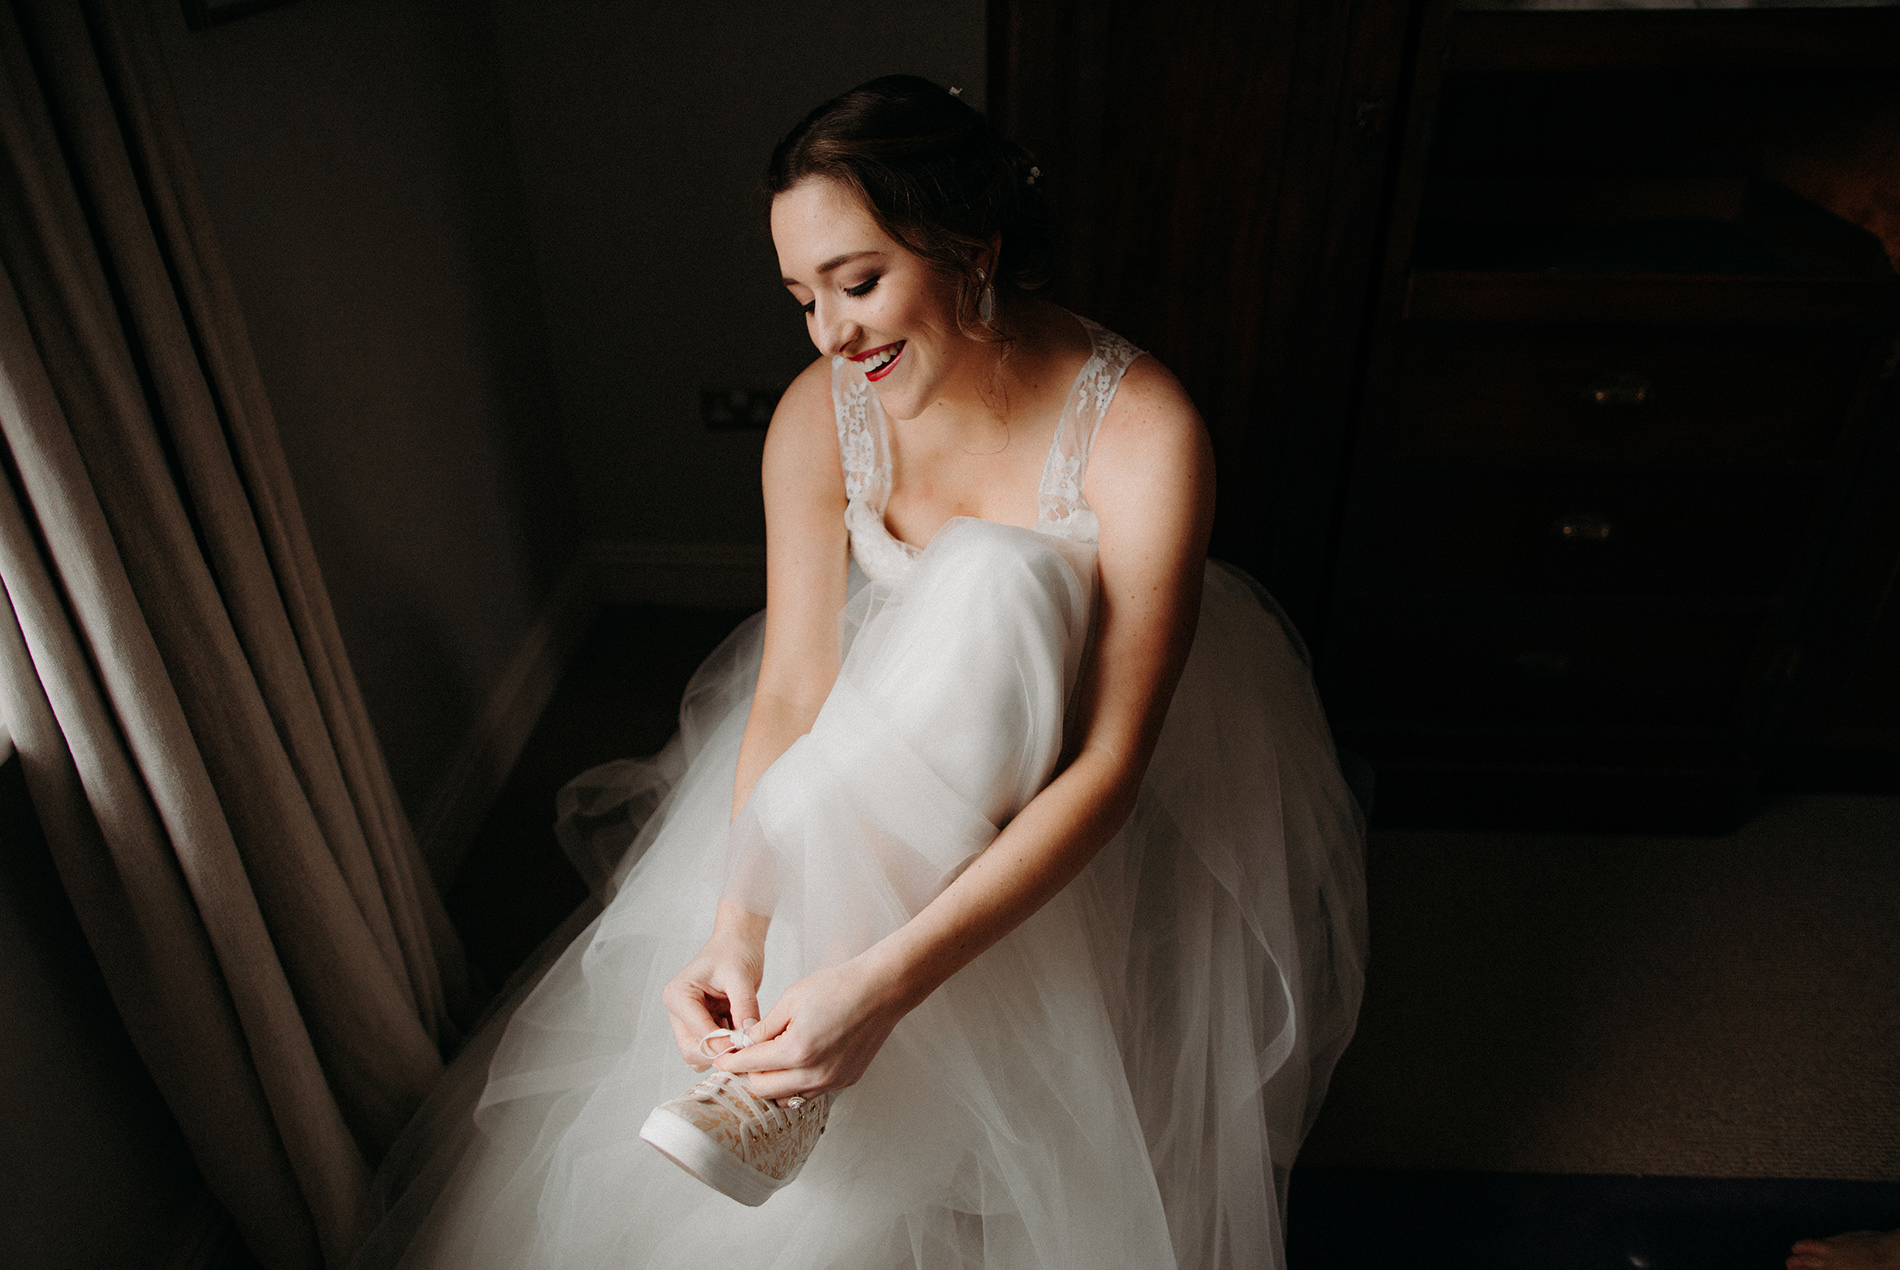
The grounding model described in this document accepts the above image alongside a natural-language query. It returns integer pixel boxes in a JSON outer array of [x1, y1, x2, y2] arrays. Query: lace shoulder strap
[[1035, 317, 1145, 540], [831, 355, 920, 581], [831, 355, 879, 502]]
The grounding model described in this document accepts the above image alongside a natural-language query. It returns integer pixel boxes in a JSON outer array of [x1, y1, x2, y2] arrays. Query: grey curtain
[[0, 3, 473, 1267]]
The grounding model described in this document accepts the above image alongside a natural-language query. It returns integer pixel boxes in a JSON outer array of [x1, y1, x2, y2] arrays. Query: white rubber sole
[[639, 1105, 792, 1207]]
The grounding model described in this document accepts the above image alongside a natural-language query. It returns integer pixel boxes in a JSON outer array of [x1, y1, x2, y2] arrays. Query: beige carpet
[[1299, 794, 1900, 1181]]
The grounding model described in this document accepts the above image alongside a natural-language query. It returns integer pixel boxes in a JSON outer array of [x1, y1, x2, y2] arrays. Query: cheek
[[890, 274, 950, 331]]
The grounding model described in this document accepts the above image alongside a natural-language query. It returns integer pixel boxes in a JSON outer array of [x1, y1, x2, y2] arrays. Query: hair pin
[[948, 86, 962, 97]]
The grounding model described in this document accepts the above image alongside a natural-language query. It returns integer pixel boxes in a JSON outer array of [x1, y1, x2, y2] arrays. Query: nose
[[810, 297, 858, 357]]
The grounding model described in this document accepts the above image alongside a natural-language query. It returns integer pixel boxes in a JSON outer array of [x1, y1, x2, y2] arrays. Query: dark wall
[[488, 0, 986, 549], [152, 0, 582, 816], [147, 0, 992, 807]]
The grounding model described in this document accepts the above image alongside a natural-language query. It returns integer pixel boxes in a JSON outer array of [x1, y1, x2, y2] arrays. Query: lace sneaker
[[639, 1030, 832, 1206]]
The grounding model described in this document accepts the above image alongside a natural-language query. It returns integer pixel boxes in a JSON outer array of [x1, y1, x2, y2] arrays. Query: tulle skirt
[[350, 521, 1367, 1270]]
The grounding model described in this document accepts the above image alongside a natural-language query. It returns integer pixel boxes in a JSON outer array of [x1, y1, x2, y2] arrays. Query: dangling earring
[[977, 270, 996, 326]]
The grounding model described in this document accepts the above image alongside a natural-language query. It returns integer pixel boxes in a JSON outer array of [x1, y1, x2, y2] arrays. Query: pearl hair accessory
[[1027, 166, 1041, 185]]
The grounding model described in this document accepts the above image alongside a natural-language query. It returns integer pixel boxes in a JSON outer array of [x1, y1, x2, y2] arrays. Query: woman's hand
[[662, 905, 770, 1069], [713, 954, 908, 1100]]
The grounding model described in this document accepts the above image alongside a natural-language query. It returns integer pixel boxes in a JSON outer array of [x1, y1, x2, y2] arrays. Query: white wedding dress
[[351, 317, 1367, 1270]]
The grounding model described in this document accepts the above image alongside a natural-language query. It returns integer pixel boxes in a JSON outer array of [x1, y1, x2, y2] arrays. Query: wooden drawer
[[1337, 466, 1821, 597], [1387, 325, 1873, 465], [1320, 592, 1776, 728]]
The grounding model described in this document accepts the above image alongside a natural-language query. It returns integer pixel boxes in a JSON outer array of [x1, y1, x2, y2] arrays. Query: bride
[[364, 75, 1367, 1270]]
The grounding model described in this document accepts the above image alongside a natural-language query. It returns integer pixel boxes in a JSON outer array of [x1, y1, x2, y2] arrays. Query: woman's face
[[772, 178, 976, 422]]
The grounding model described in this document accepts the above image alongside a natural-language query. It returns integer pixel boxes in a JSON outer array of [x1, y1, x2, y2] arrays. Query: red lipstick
[[853, 341, 905, 382]]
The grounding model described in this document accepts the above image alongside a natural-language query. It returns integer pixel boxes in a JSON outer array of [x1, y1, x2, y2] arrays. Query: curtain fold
[[0, 2, 475, 1266]]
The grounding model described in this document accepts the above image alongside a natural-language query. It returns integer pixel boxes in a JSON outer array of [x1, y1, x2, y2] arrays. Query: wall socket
[[701, 387, 782, 430]]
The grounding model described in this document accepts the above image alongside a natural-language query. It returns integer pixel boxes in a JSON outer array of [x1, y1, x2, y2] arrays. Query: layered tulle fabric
[[347, 316, 1366, 1269], [723, 520, 1096, 947], [349, 511, 1365, 1270]]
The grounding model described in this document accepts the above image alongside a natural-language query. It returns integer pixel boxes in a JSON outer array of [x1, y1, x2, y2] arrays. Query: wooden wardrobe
[[992, 0, 1900, 828]]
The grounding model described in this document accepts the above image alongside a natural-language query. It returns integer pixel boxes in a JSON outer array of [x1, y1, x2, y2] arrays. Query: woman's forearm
[[859, 743, 1146, 1012], [731, 689, 825, 821], [709, 742, 1150, 1097], [711, 899, 772, 948], [719, 688, 829, 940]]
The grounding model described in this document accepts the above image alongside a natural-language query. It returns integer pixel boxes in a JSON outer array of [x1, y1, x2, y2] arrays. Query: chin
[[867, 341, 955, 420], [870, 371, 931, 421]]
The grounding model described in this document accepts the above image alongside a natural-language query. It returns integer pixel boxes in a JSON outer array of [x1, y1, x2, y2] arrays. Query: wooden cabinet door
[[1317, 3, 1900, 825], [990, 0, 1420, 637]]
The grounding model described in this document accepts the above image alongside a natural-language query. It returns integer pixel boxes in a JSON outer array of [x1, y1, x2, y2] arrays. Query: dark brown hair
[[766, 75, 1054, 339]]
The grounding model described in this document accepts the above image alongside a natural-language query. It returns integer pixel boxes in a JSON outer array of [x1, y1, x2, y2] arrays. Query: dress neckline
[[831, 313, 1143, 582], [885, 313, 1104, 553]]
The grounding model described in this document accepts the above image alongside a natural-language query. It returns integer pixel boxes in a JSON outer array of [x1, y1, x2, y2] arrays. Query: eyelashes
[[795, 274, 882, 316]]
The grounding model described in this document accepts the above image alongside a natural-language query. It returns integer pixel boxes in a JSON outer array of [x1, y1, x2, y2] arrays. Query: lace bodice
[[831, 314, 1145, 583]]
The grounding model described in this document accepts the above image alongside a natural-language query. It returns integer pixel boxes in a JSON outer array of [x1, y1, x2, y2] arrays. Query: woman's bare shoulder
[[1105, 353, 1200, 439], [1087, 353, 1214, 533], [770, 355, 839, 438], [764, 355, 845, 484]]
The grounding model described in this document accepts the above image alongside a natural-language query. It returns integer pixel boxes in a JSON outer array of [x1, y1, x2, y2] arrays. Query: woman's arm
[[661, 355, 849, 1064], [731, 359, 852, 818], [721, 356, 1216, 1098]]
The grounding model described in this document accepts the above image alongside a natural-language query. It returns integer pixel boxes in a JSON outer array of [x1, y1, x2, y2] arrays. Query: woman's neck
[[909, 300, 1085, 446]]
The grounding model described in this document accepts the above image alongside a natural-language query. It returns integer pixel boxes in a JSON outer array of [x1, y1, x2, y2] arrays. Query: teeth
[[865, 343, 901, 372]]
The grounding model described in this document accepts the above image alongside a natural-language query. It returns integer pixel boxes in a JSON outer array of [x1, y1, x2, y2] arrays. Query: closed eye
[[792, 273, 877, 316]]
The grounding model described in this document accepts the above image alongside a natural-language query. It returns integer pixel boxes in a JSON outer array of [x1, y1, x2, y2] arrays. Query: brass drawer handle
[[1581, 373, 1653, 409], [1552, 513, 1613, 543]]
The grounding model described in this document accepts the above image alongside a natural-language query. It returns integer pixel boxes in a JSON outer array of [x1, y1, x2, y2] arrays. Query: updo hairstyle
[[767, 75, 1054, 340]]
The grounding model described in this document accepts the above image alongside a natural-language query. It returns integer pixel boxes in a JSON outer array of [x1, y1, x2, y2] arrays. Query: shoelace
[[697, 1026, 754, 1062], [698, 1070, 790, 1139]]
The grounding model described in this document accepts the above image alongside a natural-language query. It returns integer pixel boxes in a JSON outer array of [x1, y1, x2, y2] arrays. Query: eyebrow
[[781, 249, 880, 286]]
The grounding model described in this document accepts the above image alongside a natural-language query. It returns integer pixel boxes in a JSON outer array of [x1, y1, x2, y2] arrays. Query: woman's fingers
[[715, 975, 761, 1039], [667, 1013, 713, 1070], [750, 999, 793, 1043], [661, 978, 724, 1066], [717, 1032, 832, 1100], [738, 1065, 824, 1101], [716, 1004, 827, 1091], [662, 976, 722, 1032], [718, 994, 796, 1068], [659, 926, 772, 1068], [711, 957, 899, 1099], [718, 1029, 801, 1075]]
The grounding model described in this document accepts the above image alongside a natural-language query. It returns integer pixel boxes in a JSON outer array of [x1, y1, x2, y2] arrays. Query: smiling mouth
[[856, 341, 905, 381]]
